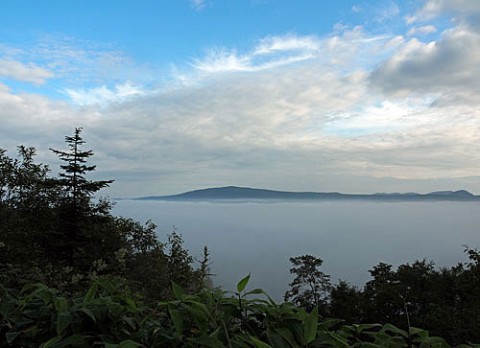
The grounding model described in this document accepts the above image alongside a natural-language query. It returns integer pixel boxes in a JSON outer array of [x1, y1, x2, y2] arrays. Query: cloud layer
[[1, 1, 480, 196]]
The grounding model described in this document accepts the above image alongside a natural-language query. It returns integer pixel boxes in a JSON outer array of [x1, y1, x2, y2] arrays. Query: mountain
[[137, 186, 480, 202]]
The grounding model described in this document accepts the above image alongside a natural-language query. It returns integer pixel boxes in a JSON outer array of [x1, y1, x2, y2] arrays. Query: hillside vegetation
[[1, 129, 480, 347]]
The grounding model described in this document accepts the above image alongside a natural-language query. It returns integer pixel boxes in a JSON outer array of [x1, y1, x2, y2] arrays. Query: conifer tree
[[50, 127, 113, 210], [50, 127, 114, 267]]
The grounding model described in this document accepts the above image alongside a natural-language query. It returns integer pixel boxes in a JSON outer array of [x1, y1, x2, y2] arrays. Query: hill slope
[[137, 186, 479, 202]]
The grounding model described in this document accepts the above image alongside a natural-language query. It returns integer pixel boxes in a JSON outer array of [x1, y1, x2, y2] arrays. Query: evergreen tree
[[50, 127, 113, 210], [49, 128, 114, 268]]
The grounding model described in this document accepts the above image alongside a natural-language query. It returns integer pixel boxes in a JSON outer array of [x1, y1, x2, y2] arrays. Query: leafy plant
[[1, 277, 468, 347]]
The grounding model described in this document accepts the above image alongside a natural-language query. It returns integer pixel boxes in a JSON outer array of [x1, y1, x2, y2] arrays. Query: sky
[[1, 0, 480, 197]]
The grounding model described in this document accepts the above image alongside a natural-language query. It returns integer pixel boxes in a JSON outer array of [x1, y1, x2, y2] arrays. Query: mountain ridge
[[136, 186, 479, 202]]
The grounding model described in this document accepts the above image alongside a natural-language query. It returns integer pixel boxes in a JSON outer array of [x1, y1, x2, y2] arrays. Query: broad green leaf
[[125, 297, 137, 311], [381, 323, 408, 338], [6, 331, 21, 344], [171, 281, 184, 299], [25, 284, 53, 304], [118, 339, 142, 348], [83, 282, 98, 305], [249, 336, 273, 348], [80, 307, 96, 323], [184, 300, 209, 329], [237, 274, 250, 293], [353, 343, 384, 347], [245, 288, 265, 296], [325, 331, 350, 347], [266, 329, 289, 348], [168, 306, 183, 338], [96, 278, 116, 293], [56, 311, 73, 336], [415, 336, 449, 347], [409, 326, 428, 338], [41, 335, 62, 348], [304, 307, 318, 344], [54, 297, 69, 313], [317, 318, 344, 330], [189, 336, 225, 348], [103, 343, 119, 348], [123, 316, 137, 330], [50, 335, 88, 348], [353, 323, 382, 333], [273, 327, 296, 347]]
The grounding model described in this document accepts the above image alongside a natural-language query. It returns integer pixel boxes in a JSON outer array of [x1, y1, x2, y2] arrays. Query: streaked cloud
[[407, 25, 437, 36], [0, 35, 147, 89], [64, 82, 146, 106], [192, 30, 392, 76], [191, 34, 321, 74], [0, 59, 53, 84]]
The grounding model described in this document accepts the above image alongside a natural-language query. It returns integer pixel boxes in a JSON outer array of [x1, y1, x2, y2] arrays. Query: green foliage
[[328, 281, 362, 324], [285, 252, 480, 346], [317, 251, 480, 346], [0, 129, 207, 303], [0, 278, 466, 347], [355, 254, 480, 345], [0, 146, 59, 272]]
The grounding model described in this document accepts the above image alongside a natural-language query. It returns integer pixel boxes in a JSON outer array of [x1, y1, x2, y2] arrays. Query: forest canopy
[[0, 128, 209, 299]]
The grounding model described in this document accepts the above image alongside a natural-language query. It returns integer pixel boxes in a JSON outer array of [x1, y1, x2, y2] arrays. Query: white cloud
[[0, 59, 53, 84], [191, 35, 323, 74], [192, 30, 391, 76], [407, 25, 437, 36], [376, 2, 400, 22], [0, 35, 149, 88], [254, 35, 320, 54], [64, 82, 146, 106], [414, 0, 480, 26], [370, 26, 480, 102], [2, 27, 480, 196], [190, 0, 207, 11], [419, 0, 480, 17], [352, 5, 361, 13], [192, 49, 251, 73]]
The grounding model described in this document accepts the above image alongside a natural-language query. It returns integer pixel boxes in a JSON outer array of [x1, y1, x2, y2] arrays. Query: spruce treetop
[[50, 127, 113, 204]]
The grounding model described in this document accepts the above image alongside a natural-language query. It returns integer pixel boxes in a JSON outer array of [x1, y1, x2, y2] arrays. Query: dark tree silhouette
[[50, 127, 113, 210], [50, 128, 114, 267], [284, 254, 331, 313]]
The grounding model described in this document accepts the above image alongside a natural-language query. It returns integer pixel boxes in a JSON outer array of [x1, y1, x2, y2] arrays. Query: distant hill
[[136, 186, 480, 202]]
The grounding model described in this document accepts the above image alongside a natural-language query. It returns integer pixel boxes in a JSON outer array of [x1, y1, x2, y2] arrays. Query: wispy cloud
[[1, 35, 148, 88], [190, 0, 207, 11], [407, 25, 437, 36], [0, 59, 53, 84], [375, 2, 400, 22], [191, 30, 391, 75], [64, 82, 146, 106]]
